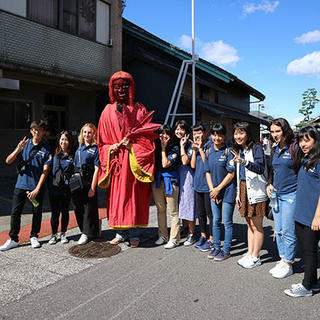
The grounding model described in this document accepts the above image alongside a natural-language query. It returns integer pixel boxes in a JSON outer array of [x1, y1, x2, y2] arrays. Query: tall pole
[[191, 0, 196, 125]]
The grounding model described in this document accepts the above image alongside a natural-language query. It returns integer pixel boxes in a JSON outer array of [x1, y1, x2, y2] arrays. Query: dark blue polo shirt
[[205, 145, 235, 203], [239, 144, 265, 181], [295, 161, 320, 227], [272, 143, 298, 194], [155, 142, 180, 174], [48, 153, 74, 195], [15, 139, 52, 190], [74, 144, 100, 170], [194, 140, 211, 193]]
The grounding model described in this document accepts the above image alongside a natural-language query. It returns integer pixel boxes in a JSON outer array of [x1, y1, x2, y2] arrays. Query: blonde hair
[[78, 123, 97, 145]]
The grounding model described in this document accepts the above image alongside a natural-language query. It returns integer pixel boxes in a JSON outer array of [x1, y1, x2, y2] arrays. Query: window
[[0, 100, 32, 130], [96, 0, 110, 45], [27, 0, 97, 41], [28, 0, 58, 28], [199, 85, 210, 102]]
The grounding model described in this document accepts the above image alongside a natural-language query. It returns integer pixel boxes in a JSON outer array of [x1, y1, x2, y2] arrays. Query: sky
[[123, 0, 320, 126]]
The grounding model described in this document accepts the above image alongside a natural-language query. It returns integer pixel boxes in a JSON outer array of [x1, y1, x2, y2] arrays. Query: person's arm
[[190, 147, 197, 169], [27, 164, 50, 201], [206, 172, 215, 199], [242, 144, 265, 174], [180, 135, 190, 165], [6, 136, 29, 165], [212, 172, 235, 199], [311, 196, 320, 231], [88, 165, 99, 197]]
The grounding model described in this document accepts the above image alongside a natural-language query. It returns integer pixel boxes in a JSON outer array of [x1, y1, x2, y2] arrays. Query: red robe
[[98, 102, 160, 229]]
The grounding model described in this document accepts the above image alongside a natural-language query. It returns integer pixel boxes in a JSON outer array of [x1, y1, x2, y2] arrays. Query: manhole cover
[[69, 241, 121, 259]]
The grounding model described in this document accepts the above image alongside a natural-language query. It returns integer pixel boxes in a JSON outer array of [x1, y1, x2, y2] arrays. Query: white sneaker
[[155, 236, 167, 246], [48, 234, 57, 245], [60, 233, 69, 244], [269, 260, 283, 274], [164, 241, 178, 249], [77, 234, 88, 245], [237, 252, 250, 266], [242, 255, 262, 269], [272, 262, 293, 279], [30, 237, 41, 248], [0, 239, 18, 251]]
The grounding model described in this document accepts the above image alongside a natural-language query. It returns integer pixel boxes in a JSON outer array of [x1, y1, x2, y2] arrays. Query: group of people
[[0, 71, 319, 299]]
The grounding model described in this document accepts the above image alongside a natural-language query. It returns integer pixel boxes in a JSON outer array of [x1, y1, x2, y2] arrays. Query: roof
[[123, 18, 265, 101]]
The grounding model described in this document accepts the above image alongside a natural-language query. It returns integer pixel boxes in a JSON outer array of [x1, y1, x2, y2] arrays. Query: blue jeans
[[272, 191, 297, 263], [211, 200, 234, 254]]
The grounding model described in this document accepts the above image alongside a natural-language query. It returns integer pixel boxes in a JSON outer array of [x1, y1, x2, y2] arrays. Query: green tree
[[299, 88, 319, 125]]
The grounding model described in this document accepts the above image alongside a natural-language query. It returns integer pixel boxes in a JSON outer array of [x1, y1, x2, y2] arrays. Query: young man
[[0, 120, 52, 251]]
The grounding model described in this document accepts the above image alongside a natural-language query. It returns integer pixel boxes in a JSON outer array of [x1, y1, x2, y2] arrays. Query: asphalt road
[[0, 206, 319, 320]]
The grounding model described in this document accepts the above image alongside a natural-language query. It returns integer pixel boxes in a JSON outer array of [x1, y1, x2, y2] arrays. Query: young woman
[[205, 122, 235, 260], [48, 131, 74, 245], [72, 123, 100, 245], [190, 123, 213, 251], [175, 120, 197, 247], [232, 122, 268, 269], [284, 126, 320, 297], [152, 124, 180, 248], [267, 118, 297, 278]]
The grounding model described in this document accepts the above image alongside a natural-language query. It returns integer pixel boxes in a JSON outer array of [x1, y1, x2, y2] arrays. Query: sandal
[[130, 239, 139, 248], [110, 237, 123, 245]]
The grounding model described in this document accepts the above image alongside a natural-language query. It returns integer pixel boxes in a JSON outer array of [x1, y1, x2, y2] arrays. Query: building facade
[[123, 19, 267, 141], [0, 0, 122, 168]]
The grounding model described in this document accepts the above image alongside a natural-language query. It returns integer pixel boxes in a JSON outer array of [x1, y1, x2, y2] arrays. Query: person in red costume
[[98, 71, 160, 247]]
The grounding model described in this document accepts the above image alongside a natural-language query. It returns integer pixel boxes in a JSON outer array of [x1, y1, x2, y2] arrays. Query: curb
[[0, 208, 107, 245]]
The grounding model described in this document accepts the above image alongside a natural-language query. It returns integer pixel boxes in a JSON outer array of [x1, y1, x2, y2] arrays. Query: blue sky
[[123, 0, 320, 126]]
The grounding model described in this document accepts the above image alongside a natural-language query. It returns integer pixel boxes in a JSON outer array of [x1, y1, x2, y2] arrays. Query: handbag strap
[[78, 146, 83, 174], [54, 154, 61, 175]]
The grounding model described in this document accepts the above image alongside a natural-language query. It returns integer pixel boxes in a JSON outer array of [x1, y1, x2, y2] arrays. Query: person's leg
[[280, 192, 297, 265], [246, 217, 254, 255], [83, 190, 99, 239], [72, 189, 85, 232], [222, 202, 234, 254], [49, 195, 61, 235], [167, 185, 180, 243], [9, 188, 27, 242], [295, 222, 318, 290], [204, 192, 213, 241], [250, 216, 264, 258], [60, 195, 70, 233], [30, 188, 45, 238], [152, 182, 168, 240], [273, 195, 284, 260], [211, 200, 222, 250], [196, 192, 207, 237]]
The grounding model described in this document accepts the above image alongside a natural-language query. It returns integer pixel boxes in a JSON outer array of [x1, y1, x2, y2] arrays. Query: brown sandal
[[130, 239, 139, 248]]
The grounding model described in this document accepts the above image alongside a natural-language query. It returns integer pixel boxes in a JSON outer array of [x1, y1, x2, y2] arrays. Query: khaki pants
[[152, 181, 180, 243]]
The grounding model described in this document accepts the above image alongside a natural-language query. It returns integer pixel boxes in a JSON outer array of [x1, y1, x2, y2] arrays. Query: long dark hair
[[55, 130, 74, 158], [157, 124, 176, 148], [232, 121, 255, 152], [210, 121, 226, 135], [294, 125, 320, 173], [270, 118, 295, 146]]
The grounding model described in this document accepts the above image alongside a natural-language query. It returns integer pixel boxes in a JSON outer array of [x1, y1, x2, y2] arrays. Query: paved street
[[0, 203, 319, 319]]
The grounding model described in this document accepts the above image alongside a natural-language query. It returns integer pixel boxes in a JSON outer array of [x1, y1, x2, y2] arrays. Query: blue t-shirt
[[194, 141, 211, 193], [15, 139, 52, 190], [74, 144, 100, 170], [295, 161, 320, 227], [48, 153, 74, 195], [272, 143, 298, 194], [205, 145, 235, 203], [239, 144, 265, 181]]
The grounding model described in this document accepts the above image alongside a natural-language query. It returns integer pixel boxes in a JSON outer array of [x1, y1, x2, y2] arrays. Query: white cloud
[[243, 1, 279, 16], [201, 40, 240, 66], [179, 34, 192, 50], [295, 30, 320, 44], [287, 51, 320, 76]]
